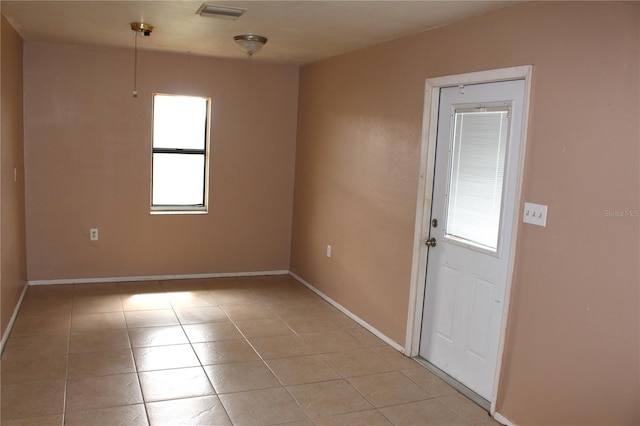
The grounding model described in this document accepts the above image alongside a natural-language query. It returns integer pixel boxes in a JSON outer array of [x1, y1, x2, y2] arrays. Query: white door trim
[[405, 65, 533, 414]]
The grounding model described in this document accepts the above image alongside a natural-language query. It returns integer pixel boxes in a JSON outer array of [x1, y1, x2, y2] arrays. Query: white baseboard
[[288, 271, 404, 353], [27, 270, 290, 286], [493, 411, 516, 426], [1, 282, 29, 353]]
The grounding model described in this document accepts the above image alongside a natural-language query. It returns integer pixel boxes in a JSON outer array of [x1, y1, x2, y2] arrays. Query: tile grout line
[[201, 280, 332, 423], [62, 287, 76, 425], [119, 284, 152, 426], [222, 282, 412, 423], [171, 278, 236, 425], [215, 277, 308, 424]]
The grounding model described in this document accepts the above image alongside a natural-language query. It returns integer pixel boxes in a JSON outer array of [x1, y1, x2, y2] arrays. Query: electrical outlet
[[523, 202, 548, 227], [90, 228, 99, 241], [326, 245, 332, 258]]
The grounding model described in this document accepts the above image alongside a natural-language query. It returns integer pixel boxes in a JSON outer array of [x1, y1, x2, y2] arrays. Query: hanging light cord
[[129, 22, 153, 98], [133, 30, 139, 98]]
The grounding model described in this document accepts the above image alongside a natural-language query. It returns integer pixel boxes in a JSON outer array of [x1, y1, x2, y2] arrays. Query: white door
[[419, 79, 525, 400]]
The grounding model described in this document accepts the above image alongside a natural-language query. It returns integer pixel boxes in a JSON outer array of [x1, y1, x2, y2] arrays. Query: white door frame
[[405, 66, 533, 414]]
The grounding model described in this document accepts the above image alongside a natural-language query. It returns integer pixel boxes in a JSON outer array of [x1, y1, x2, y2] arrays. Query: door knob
[[425, 237, 436, 247]]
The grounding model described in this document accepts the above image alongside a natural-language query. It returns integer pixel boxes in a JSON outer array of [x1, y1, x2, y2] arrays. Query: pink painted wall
[[1, 14, 28, 337], [23, 43, 299, 281], [291, 2, 639, 424]]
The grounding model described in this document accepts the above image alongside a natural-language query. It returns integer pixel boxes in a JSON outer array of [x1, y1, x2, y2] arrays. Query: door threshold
[[413, 356, 490, 411]]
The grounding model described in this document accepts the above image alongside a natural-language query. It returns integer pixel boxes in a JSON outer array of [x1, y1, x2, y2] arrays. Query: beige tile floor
[[0, 275, 500, 426]]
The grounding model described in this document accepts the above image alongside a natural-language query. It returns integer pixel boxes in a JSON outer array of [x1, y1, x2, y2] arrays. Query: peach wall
[[1, 14, 28, 337], [291, 2, 639, 424], [291, 37, 424, 343], [23, 43, 298, 281]]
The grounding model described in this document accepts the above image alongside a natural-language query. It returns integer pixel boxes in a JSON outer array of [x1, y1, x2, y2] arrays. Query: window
[[151, 93, 210, 213], [445, 107, 510, 252]]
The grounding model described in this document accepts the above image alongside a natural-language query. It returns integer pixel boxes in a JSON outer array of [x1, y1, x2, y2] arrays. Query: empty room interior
[[1, 1, 639, 425]]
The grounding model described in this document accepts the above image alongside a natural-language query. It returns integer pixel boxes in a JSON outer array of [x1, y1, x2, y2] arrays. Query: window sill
[[150, 209, 208, 215]]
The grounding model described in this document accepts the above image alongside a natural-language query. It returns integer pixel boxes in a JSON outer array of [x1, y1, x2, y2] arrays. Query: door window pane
[[445, 108, 510, 252]]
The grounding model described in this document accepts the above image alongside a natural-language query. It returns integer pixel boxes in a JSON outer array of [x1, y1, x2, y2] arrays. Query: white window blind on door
[[445, 108, 510, 252]]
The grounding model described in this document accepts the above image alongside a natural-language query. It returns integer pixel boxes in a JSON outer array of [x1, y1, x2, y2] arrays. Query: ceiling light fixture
[[197, 4, 246, 20], [131, 22, 153, 98], [131, 22, 153, 36], [234, 35, 268, 58]]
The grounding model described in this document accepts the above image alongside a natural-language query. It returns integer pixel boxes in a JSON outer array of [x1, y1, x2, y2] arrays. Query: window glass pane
[[445, 109, 510, 252], [152, 154, 205, 206], [153, 95, 207, 150]]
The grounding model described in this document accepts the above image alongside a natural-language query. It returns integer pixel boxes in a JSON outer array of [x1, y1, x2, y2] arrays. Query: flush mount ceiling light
[[233, 35, 268, 57], [197, 4, 246, 20], [130, 22, 153, 98]]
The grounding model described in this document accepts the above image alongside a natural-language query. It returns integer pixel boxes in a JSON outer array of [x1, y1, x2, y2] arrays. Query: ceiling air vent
[[196, 4, 247, 20]]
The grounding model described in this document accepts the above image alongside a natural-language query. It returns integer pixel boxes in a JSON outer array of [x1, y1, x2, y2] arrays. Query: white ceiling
[[1, 1, 517, 65]]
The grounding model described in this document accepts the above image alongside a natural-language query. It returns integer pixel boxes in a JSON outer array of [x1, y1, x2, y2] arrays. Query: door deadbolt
[[432, 218, 438, 228], [425, 237, 436, 247]]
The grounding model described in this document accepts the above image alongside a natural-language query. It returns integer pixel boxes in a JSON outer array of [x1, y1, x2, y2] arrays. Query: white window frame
[[150, 93, 211, 214]]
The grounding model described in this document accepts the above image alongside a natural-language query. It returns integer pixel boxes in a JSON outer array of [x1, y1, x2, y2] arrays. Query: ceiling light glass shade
[[234, 35, 268, 57]]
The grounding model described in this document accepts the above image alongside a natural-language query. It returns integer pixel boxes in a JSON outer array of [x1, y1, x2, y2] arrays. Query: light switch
[[523, 202, 548, 227]]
